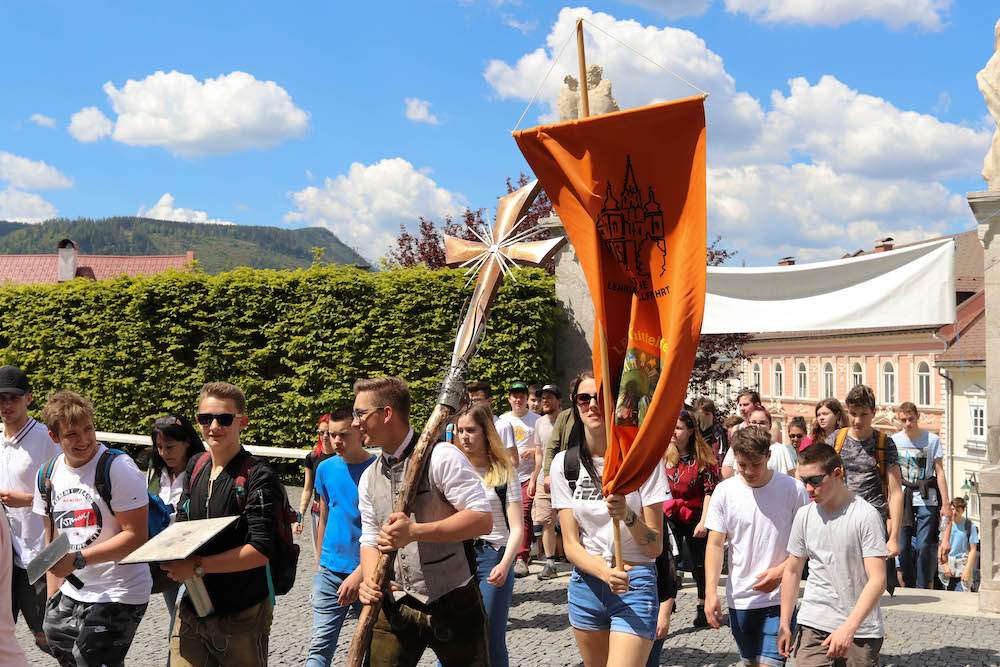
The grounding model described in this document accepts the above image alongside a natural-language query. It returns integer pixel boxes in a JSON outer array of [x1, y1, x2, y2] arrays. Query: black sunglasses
[[575, 393, 598, 406], [801, 469, 839, 487], [154, 415, 182, 428], [195, 413, 239, 427]]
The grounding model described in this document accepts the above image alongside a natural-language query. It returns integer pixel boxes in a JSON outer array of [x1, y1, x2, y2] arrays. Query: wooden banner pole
[[577, 19, 591, 119]]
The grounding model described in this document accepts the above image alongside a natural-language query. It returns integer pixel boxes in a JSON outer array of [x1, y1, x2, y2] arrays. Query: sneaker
[[693, 606, 709, 628], [514, 559, 530, 578], [537, 564, 558, 580]]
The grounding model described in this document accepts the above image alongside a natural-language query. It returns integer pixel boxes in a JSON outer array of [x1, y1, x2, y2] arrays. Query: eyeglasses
[[575, 393, 598, 406], [352, 407, 385, 420], [801, 469, 838, 487], [317, 430, 332, 438], [155, 415, 182, 427], [195, 413, 240, 427], [748, 420, 770, 427]]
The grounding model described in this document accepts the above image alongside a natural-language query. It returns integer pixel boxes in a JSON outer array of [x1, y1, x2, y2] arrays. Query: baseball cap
[[508, 381, 529, 393], [0, 366, 30, 396], [536, 383, 561, 399]]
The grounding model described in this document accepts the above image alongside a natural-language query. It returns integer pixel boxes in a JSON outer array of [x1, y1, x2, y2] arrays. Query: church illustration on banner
[[596, 155, 667, 282]]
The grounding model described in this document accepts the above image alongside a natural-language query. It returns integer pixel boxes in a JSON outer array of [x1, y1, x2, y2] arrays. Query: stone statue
[[979, 19, 1000, 190], [557, 64, 620, 122]]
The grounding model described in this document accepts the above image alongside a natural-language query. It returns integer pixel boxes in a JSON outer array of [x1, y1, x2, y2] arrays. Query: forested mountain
[[0, 217, 369, 274]]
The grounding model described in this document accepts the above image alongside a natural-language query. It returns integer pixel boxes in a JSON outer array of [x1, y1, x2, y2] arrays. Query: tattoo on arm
[[636, 527, 657, 546]]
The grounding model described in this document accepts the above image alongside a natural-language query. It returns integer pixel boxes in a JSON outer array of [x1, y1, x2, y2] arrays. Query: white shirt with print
[[499, 411, 540, 484], [32, 444, 152, 604], [0, 418, 60, 568]]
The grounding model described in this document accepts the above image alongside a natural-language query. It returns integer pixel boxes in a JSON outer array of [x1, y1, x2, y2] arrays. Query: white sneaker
[[513, 559, 529, 578]]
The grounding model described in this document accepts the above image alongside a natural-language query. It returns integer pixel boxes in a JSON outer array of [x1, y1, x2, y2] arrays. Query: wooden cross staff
[[346, 180, 565, 666]]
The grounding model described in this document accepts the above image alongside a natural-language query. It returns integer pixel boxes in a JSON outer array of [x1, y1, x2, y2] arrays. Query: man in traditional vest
[[355, 376, 493, 667]]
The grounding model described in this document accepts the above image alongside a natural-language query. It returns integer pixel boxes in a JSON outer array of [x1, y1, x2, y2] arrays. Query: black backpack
[[190, 452, 300, 596]]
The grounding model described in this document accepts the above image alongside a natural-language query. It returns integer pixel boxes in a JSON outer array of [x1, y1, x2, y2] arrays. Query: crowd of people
[[0, 362, 983, 666]]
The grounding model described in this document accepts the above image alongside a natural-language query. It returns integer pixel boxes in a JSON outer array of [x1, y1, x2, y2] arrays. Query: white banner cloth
[[702, 239, 955, 334]]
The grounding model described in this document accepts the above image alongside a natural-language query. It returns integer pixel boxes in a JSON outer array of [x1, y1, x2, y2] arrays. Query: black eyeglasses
[[575, 393, 598, 406], [788, 433, 805, 439], [195, 413, 240, 427], [155, 415, 182, 427], [801, 469, 838, 487]]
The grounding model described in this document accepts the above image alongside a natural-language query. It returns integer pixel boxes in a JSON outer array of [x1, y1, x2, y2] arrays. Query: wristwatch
[[73, 551, 86, 570], [624, 509, 638, 527], [193, 556, 206, 578]]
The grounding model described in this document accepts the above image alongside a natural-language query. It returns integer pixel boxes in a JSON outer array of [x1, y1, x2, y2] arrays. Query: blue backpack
[[37, 448, 173, 540]]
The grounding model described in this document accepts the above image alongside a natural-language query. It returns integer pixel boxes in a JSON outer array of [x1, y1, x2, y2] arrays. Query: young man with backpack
[[31, 391, 151, 667], [162, 382, 291, 667], [825, 384, 903, 594]]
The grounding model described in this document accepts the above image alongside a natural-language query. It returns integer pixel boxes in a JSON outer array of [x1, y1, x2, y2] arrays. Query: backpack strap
[[875, 431, 889, 501], [36, 455, 62, 522], [833, 428, 849, 453], [964, 518, 972, 536], [191, 452, 212, 483], [495, 483, 510, 531], [94, 449, 124, 515], [564, 445, 581, 492], [233, 455, 258, 513]]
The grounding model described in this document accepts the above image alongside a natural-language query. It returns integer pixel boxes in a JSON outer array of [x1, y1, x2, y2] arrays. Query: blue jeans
[[899, 504, 939, 589], [307, 567, 361, 667], [568, 565, 658, 640], [476, 542, 515, 667]]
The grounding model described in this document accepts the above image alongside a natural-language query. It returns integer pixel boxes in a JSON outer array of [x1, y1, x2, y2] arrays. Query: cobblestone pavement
[[15, 486, 1000, 666]]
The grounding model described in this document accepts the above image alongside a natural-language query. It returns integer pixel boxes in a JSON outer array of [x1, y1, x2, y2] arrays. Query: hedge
[[1, 265, 558, 482]]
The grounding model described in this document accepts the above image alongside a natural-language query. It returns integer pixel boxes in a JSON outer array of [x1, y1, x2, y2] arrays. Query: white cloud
[[284, 157, 467, 262], [503, 14, 538, 33], [618, 0, 712, 19], [0, 187, 58, 223], [934, 91, 951, 114], [29, 114, 56, 129], [68, 107, 113, 142], [404, 98, 441, 125], [137, 193, 235, 225], [707, 163, 969, 262], [86, 70, 310, 157], [0, 151, 72, 189], [723, 0, 953, 31]]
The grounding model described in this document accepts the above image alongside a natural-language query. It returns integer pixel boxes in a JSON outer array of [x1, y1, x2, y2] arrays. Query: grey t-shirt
[[825, 430, 899, 520], [788, 494, 888, 638]]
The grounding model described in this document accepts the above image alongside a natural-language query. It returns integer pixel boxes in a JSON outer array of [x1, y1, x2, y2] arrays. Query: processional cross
[[346, 180, 565, 666]]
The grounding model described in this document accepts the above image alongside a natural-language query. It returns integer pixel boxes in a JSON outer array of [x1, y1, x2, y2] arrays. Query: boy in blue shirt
[[306, 406, 375, 667], [939, 497, 979, 592]]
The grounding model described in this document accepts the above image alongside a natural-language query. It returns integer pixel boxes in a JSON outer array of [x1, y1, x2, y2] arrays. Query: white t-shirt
[[550, 450, 670, 565], [890, 430, 943, 506], [499, 410, 540, 484], [723, 444, 797, 476], [788, 494, 887, 638], [0, 418, 60, 568], [476, 467, 523, 549], [493, 417, 516, 452], [31, 444, 152, 604], [704, 472, 810, 609], [157, 469, 185, 525]]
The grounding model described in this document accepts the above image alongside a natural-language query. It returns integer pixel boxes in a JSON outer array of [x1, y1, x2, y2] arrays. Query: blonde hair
[[455, 404, 515, 488], [198, 381, 246, 414], [664, 411, 717, 471], [42, 391, 94, 437], [353, 376, 411, 420]]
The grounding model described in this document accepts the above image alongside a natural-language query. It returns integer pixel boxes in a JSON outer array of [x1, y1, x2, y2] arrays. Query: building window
[[823, 362, 834, 398], [773, 363, 784, 397], [752, 363, 761, 391], [852, 362, 863, 388], [882, 362, 895, 404], [916, 361, 931, 406], [797, 362, 808, 398], [970, 404, 986, 444]]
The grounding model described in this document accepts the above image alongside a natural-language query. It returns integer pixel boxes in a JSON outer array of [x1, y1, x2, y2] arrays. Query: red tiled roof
[[0, 252, 193, 285], [937, 290, 985, 364]]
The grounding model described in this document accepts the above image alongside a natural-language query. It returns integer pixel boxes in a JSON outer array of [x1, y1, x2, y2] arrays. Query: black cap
[[0, 366, 30, 396], [508, 381, 529, 393], [535, 383, 561, 399]]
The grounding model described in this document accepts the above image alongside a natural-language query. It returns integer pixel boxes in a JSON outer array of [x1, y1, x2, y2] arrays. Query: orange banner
[[514, 96, 707, 496]]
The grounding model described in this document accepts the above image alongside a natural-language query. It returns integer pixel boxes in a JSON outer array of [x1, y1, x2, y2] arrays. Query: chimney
[[875, 237, 894, 252], [57, 239, 79, 282], [778, 256, 795, 266]]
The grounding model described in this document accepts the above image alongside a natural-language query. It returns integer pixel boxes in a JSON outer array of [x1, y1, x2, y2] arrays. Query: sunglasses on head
[[195, 413, 239, 427], [154, 415, 182, 428], [575, 393, 598, 406]]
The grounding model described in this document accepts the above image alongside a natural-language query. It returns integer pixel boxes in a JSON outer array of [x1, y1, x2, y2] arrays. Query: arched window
[[882, 361, 896, 404], [773, 363, 784, 397], [852, 362, 864, 388], [752, 363, 761, 391], [917, 361, 931, 406], [797, 362, 808, 398], [823, 362, 834, 398]]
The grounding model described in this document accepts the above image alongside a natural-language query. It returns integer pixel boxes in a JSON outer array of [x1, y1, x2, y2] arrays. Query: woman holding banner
[[550, 372, 671, 667]]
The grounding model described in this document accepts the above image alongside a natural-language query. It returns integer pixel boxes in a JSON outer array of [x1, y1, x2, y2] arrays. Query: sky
[[1, 1, 996, 266]]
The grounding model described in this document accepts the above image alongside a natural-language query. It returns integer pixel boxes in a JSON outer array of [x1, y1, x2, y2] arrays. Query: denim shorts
[[567, 565, 657, 640], [728, 604, 788, 667]]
